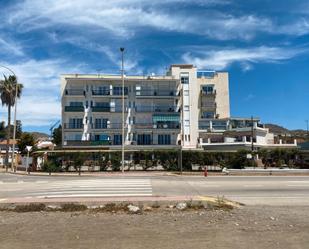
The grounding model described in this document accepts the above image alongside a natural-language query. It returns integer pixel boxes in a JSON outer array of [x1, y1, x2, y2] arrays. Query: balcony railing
[[134, 123, 180, 129], [65, 106, 84, 112], [201, 102, 217, 109], [92, 89, 110, 96], [136, 90, 177, 97], [64, 123, 84, 129], [135, 106, 176, 113], [92, 123, 123, 129], [201, 90, 216, 96], [92, 106, 110, 112], [65, 140, 112, 146], [65, 89, 85, 96]]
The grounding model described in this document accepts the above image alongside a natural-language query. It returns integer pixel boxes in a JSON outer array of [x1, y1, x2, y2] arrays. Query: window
[[69, 102, 83, 107], [201, 111, 215, 119], [137, 134, 151, 145], [74, 134, 82, 141], [95, 118, 108, 129], [181, 76, 189, 84], [202, 85, 214, 94], [69, 118, 83, 128], [158, 134, 171, 145], [184, 105, 189, 111], [113, 86, 128, 95], [114, 134, 122, 145], [95, 102, 109, 107]]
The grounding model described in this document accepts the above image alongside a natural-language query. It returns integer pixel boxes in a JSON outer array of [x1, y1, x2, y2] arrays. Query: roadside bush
[[111, 152, 121, 171], [41, 160, 61, 173]]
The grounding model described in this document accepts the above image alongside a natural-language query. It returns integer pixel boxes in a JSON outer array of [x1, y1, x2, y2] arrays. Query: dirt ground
[[0, 206, 308, 249]]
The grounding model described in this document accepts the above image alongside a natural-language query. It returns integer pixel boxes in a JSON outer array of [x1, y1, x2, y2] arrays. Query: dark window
[[181, 76, 189, 84], [158, 134, 171, 145], [137, 134, 151, 145], [114, 134, 122, 145]]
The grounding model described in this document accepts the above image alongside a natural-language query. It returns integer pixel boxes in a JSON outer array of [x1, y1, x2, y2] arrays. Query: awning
[[152, 114, 180, 122]]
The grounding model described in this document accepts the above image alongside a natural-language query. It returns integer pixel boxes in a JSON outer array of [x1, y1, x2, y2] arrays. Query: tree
[[0, 75, 23, 170], [52, 125, 62, 146], [17, 132, 35, 155]]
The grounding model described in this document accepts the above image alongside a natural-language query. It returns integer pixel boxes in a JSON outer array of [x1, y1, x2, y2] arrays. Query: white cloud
[[2, 0, 273, 40], [0, 59, 87, 126], [0, 37, 24, 56], [182, 46, 308, 70]]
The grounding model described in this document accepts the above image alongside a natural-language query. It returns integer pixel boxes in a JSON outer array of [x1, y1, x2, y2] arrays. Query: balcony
[[135, 106, 176, 113], [92, 123, 123, 129], [64, 123, 84, 129], [92, 89, 110, 96], [64, 106, 84, 112], [201, 90, 216, 96], [92, 106, 110, 112], [201, 102, 217, 109], [65, 140, 112, 146], [134, 122, 180, 129], [136, 90, 177, 97], [65, 89, 85, 96]]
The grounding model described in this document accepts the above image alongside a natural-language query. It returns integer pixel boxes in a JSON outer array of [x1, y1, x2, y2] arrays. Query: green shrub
[[41, 160, 61, 172]]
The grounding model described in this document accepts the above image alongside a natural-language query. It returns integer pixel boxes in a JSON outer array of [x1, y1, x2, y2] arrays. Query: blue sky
[[0, 0, 309, 133]]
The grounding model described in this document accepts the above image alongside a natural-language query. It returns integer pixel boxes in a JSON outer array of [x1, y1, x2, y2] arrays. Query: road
[[1, 173, 309, 205]]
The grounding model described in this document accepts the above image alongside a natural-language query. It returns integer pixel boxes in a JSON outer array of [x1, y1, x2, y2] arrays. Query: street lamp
[[0, 65, 18, 172], [120, 47, 125, 173]]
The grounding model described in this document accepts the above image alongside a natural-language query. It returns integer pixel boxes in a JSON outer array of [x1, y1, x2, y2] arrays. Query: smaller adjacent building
[[0, 139, 20, 166], [198, 117, 297, 151]]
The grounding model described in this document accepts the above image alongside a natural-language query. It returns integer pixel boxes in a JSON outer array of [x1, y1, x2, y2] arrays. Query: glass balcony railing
[[135, 106, 176, 112], [65, 89, 85, 96], [136, 90, 177, 96], [65, 106, 84, 112], [92, 106, 110, 112], [201, 90, 216, 96], [64, 123, 84, 129], [92, 89, 110, 96]]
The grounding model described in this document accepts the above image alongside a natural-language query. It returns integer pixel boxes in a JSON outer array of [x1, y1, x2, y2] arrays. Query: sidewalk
[[2, 169, 176, 177]]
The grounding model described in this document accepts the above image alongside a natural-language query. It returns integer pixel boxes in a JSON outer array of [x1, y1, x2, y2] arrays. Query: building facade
[[61, 64, 296, 150]]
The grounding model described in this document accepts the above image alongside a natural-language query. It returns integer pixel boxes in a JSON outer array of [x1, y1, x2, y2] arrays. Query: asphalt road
[[1, 173, 309, 205]]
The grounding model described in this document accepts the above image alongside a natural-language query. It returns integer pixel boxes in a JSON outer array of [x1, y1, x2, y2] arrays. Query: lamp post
[[306, 119, 309, 141], [0, 65, 18, 172], [120, 47, 125, 173]]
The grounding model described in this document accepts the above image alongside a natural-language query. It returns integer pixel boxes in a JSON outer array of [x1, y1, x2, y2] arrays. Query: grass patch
[[60, 203, 87, 212], [13, 203, 46, 212]]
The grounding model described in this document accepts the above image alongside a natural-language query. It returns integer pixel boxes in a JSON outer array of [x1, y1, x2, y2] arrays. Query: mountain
[[29, 132, 50, 140], [265, 123, 308, 139], [264, 124, 290, 135]]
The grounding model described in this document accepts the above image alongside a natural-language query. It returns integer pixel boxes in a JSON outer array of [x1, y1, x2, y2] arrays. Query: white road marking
[[243, 185, 263, 187], [287, 185, 309, 187], [19, 178, 153, 198], [0, 198, 7, 202], [36, 193, 153, 198], [287, 181, 309, 183]]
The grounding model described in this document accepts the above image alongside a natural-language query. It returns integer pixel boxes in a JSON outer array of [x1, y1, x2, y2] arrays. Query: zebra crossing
[[20, 179, 153, 199]]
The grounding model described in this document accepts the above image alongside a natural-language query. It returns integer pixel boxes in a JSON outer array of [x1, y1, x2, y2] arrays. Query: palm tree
[[0, 75, 23, 171]]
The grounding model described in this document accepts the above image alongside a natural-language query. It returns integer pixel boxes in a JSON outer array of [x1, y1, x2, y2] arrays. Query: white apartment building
[[61, 64, 297, 151]]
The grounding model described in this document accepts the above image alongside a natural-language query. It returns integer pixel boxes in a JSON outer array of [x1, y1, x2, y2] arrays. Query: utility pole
[[306, 119, 309, 141], [120, 47, 125, 173]]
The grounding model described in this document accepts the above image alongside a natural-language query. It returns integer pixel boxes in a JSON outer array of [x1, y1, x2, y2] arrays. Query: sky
[[0, 0, 309, 133]]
